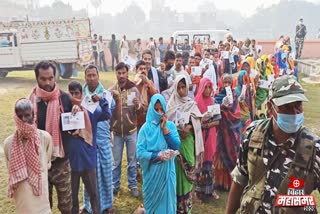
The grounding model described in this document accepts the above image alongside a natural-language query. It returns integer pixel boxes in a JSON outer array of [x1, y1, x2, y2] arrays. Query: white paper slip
[[204, 58, 213, 66], [207, 104, 220, 115], [241, 85, 247, 96], [225, 86, 232, 97], [175, 109, 190, 129], [102, 90, 113, 106], [160, 149, 180, 160], [267, 74, 275, 82], [200, 59, 212, 70], [123, 55, 137, 71], [256, 45, 262, 53], [127, 92, 136, 106], [258, 80, 271, 89], [225, 86, 233, 103], [191, 66, 202, 76], [221, 51, 229, 59], [61, 112, 85, 131], [250, 69, 258, 78], [289, 52, 296, 60], [81, 95, 99, 114], [123, 55, 128, 60], [279, 69, 284, 76], [286, 69, 293, 75], [232, 46, 239, 55]]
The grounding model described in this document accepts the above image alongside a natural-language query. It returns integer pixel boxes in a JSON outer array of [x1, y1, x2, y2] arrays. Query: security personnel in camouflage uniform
[[226, 75, 320, 213]]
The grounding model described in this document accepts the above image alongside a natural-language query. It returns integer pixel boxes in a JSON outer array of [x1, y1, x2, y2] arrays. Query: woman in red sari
[[214, 74, 241, 190]]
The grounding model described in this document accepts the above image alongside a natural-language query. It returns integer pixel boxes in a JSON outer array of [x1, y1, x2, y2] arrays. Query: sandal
[[212, 191, 220, 200]]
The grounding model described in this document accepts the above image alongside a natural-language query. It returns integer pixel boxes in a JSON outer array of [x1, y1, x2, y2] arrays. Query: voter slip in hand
[[61, 112, 85, 131], [127, 92, 136, 106], [225, 86, 233, 104], [81, 95, 99, 113], [159, 149, 180, 160]]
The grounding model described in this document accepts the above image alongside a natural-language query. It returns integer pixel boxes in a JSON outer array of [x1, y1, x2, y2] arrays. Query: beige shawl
[[166, 75, 204, 169]]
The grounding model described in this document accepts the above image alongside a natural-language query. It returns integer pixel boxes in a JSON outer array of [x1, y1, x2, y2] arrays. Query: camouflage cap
[[269, 75, 308, 106]]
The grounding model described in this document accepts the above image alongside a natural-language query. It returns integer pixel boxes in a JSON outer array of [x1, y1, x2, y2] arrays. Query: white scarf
[[166, 75, 204, 169]]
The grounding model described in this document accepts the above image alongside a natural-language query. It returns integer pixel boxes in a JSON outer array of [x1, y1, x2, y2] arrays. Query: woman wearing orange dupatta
[[194, 78, 219, 201]]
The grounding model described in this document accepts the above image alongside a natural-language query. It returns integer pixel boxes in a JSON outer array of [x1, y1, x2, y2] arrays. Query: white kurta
[[120, 40, 129, 60]]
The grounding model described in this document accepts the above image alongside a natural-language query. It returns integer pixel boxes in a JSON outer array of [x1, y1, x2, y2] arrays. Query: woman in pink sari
[[194, 77, 219, 201]]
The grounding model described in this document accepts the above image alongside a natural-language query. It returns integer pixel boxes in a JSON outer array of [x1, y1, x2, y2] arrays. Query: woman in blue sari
[[137, 94, 181, 213]]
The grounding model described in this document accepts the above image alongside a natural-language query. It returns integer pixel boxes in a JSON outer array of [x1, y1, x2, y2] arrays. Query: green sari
[[175, 131, 195, 213], [166, 75, 204, 214]]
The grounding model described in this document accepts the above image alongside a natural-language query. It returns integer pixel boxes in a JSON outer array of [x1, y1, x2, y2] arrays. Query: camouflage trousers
[[48, 159, 72, 214], [295, 37, 304, 59]]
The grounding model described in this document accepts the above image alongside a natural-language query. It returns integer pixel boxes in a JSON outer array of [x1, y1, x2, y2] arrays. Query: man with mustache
[[29, 61, 80, 214], [142, 49, 168, 93], [133, 60, 157, 131], [67, 80, 112, 214], [109, 62, 143, 197], [82, 64, 115, 213]]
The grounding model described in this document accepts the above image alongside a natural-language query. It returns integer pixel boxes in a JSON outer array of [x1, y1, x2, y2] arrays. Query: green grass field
[[0, 71, 319, 213]]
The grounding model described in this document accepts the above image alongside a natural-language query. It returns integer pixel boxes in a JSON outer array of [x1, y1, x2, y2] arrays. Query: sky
[[39, 0, 320, 17]]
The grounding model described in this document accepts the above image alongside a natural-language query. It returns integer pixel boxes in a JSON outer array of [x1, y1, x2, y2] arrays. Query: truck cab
[[0, 30, 22, 76], [0, 18, 93, 79]]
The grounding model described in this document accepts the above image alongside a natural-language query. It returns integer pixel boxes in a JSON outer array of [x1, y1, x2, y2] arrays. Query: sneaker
[[130, 187, 139, 197]]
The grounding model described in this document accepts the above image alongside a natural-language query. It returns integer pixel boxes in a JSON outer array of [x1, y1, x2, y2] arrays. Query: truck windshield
[[0, 33, 13, 47], [176, 34, 189, 50], [193, 34, 211, 44]]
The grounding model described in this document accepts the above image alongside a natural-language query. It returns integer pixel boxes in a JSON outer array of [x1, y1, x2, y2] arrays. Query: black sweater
[[37, 90, 73, 163]]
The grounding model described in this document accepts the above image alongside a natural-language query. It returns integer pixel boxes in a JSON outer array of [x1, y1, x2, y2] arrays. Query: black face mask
[[165, 64, 174, 71]]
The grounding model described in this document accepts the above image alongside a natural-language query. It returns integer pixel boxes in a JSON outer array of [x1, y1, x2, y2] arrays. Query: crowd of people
[[92, 17, 308, 75], [3, 29, 320, 214]]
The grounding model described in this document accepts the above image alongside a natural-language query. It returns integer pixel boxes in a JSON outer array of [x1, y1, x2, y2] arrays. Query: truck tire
[[60, 63, 73, 79], [0, 70, 8, 78]]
